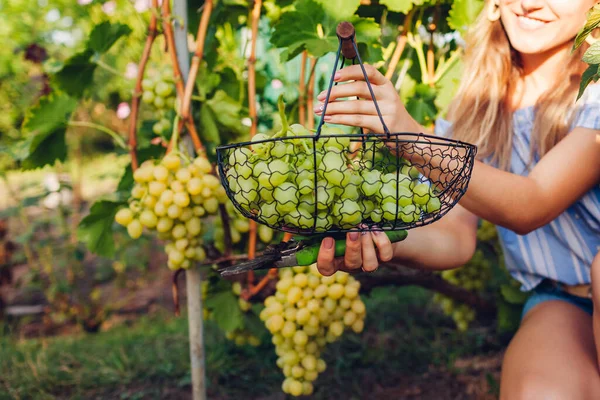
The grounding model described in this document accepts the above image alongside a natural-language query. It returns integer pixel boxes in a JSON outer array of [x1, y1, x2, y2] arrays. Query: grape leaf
[[578, 63, 600, 100], [204, 290, 243, 333], [314, 0, 360, 20], [20, 93, 78, 169], [582, 40, 600, 64], [22, 92, 77, 137], [406, 84, 438, 125], [77, 200, 125, 257], [271, 0, 382, 62], [575, 4, 600, 50], [270, 0, 342, 60], [199, 104, 221, 145], [87, 21, 132, 54], [447, 0, 484, 33], [380, 0, 415, 14], [206, 90, 247, 135], [53, 50, 97, 98]]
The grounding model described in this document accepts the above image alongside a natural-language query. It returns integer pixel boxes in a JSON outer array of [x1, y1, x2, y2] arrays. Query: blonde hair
[[447, 2, 587, 170]]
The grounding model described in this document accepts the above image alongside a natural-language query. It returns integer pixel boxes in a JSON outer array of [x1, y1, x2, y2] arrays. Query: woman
[[314, 0, 600, 397]]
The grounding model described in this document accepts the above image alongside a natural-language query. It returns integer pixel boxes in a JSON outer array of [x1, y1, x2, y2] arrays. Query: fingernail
[[313, 103, 324, 113], [349, 232, 359, 241], [323, 115, 332, 121], [323, 237, 334, 249], [317, 91, 326, 100], [372, 230, 381, 236], [334, 72, 341, 81]]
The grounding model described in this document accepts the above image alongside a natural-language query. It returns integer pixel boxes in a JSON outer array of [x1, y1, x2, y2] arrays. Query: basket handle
[[336, 21, 357, 59]]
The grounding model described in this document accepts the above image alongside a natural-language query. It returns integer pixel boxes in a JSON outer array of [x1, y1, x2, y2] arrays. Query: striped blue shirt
[[435, 85, 600, 291]]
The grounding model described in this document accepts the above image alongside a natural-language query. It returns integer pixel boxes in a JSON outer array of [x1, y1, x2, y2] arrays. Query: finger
[[323, 114, 388, 134], [314, 100, 385, 116], [316, 237, 336, 276], [360, 231, 379, 272], [371, 230, 394, 262], [317, 81, 385, 102], [334, 64, 389, 86], [344, 231, 363, 270]]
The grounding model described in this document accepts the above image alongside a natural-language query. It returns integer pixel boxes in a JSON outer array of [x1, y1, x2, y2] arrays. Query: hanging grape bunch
[[141, 64, 176, 136], [115, 153, 228, 270], [260, 265, 366, 397], [220, 99, 444, 233]]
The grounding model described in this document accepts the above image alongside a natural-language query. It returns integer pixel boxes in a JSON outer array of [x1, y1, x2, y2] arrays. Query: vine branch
[[181, 0, 213, 133], [306, 57, 317, 130], [384, 10, 413, 80], [298, 51, 307, 125], [357, 263, 496, 315], [128, 0, 159, 170], [161, 0, 204, 153]]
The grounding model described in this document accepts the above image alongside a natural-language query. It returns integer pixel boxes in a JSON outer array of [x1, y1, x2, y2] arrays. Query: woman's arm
[[318, 65, 600, 235], [391, 204, 478, 269], [316, 203, 478, 275], [457, 130, 600, 234]]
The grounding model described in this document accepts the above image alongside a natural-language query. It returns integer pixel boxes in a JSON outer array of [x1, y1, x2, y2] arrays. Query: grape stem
[[95, 59, 124, 77], [181, 0, 213, 134], [272, 94, 289, 138], [68, 121, 127, 149], [246, 0, 263, 285], [161, 0, 204, 153], [128, 0, 159, 170], [167, 114, 181, 154]]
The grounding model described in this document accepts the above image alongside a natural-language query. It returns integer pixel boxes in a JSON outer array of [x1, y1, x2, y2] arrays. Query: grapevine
[[260, 265, 366, 397]]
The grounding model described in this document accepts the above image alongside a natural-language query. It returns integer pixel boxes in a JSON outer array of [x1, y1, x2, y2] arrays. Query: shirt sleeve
[[434, 117, 453, 138], [573, 84, 600, 130]]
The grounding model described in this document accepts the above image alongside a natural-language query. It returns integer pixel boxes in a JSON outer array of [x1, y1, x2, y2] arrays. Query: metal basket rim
[[215, 131, 478, 152]]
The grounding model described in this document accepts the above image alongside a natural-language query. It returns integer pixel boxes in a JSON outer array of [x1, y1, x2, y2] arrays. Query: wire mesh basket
[[216, 22, 477, 235]]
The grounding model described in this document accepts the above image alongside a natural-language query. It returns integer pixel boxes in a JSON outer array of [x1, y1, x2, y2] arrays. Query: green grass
[[0, 287, 501, 400]]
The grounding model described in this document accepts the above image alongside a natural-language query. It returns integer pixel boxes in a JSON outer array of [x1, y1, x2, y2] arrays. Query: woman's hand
[[314, 64, 421, 134], [316, 230, 395, 276]]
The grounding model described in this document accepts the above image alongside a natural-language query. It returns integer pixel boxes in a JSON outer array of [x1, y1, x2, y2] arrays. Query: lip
[[514, 13, 549, 31]]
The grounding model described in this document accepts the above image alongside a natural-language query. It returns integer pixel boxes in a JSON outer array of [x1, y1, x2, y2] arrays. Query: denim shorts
[[521, 280, 593, 319]]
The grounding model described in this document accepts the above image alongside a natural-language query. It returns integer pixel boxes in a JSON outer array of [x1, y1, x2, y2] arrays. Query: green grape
[[274, 183, 298, 212], [425, 196, 441, 213], [127, 220, 143, 239], [115, 208, 134, 226], [319, 152, 346, 186], [361, 170, 382, 196], [412, 183, 431, 206], [333, 199, 362, 228]]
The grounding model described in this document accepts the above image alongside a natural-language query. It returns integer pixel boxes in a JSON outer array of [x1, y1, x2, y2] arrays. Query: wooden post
[[186, 267, 207, 400], [172, 1, 207, 399]]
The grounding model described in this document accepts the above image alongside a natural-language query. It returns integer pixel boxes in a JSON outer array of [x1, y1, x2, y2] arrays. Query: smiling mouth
[[516, 14, 548, 30]]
